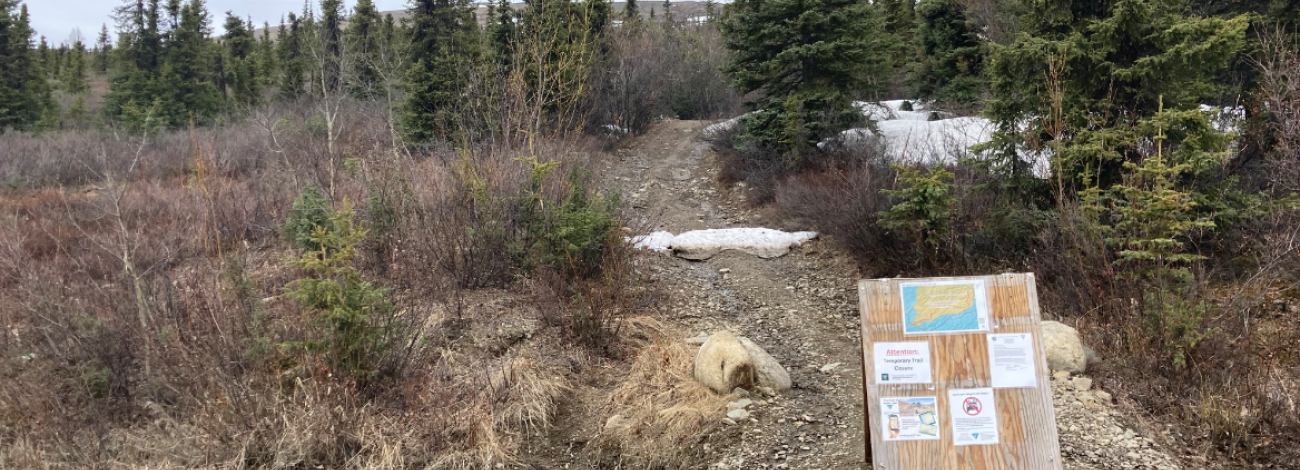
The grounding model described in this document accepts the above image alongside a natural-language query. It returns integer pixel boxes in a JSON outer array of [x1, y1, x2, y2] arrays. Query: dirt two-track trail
[[594, 119, 871, 469], [579, 120, 1185, 470]]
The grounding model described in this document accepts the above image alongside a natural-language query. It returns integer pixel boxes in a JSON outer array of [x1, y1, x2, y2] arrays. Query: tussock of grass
[[593, 319, 729, 468]]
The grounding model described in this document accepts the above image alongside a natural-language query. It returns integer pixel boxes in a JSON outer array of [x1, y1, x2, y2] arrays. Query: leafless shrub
[[1258, 28, 1300, 194], [586, 23, 743, 135]]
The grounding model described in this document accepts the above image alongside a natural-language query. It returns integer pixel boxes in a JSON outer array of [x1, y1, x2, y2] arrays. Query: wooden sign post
[[858, 273, 1062, 469]]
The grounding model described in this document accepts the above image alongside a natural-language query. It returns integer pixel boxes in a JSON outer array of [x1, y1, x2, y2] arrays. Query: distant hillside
[[252, 2, 714, 40]]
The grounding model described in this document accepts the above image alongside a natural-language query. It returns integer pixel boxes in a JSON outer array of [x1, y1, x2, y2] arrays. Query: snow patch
[[703, 116, 743, 139], [601, 124, 630, 135], [708, 99, 1050, 177], [629, 228, 818, 260], [1199, 104, 1245, 133], [630, 231, 676, 252]]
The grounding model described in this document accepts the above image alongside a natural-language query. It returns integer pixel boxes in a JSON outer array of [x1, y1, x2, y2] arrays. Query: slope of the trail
[[595, 119, 871, 469], [527, 119, 1188, 470]]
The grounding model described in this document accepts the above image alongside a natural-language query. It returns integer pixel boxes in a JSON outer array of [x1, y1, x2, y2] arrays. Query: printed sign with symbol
[[948, 388, 999, 445]]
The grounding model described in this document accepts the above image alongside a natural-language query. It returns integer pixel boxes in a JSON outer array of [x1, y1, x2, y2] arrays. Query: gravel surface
[[590, 119, 1188, 470]]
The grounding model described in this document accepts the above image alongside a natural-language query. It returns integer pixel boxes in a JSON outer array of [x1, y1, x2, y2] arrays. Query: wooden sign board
[[858, 273, 1062, 469]]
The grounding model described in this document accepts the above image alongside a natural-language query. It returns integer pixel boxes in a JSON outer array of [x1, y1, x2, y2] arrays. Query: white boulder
[[1041, 321, 1087, 374]]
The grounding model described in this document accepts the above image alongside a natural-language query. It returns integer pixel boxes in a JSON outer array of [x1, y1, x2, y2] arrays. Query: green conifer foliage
[[400, 0, 479, 143], [488, 0, 517, 64], [94, 24, 112, 75], [624, 0, 639, 22], [346, 0, 382, 98], [719, 0, 888, 158], [62, 39, 90, 95], [105, 0, 223, 128], [318, 0, 343, 92], [223, 13, 259, 107], [256, 21, 276, 89], [984, 0, 1251, 191], [157, 0, 223, 126], [278, 12, 308, 99], [0, 1, 52, 131], [909, 0, 986, 104]]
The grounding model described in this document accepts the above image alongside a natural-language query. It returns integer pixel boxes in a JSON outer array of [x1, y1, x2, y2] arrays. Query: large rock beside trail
[[736, 336, 792, 392], [693, 331, 756, 394], [1042, 321, 1087, 374]]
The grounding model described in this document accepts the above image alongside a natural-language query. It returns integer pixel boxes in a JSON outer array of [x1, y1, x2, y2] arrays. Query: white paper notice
[[988, 333, 1037, 388], [873, 342, 933, 384], [880, 397, 940, 441], [949, 388, 999, 445]]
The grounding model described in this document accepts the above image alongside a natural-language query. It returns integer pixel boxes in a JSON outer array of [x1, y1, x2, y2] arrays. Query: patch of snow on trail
[[629, 228, 818, 260], [630, 231, 676, 252], [703, 115, 743, 139]]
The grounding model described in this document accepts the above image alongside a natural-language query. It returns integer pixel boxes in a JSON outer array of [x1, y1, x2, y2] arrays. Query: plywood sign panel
[[858, 273, 1063, 469]]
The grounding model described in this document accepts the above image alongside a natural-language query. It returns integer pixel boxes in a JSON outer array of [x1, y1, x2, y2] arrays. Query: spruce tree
[[318, 0, 343, 93], [63, 39, 90, 95], [0, 0, 51, 131], [879, 0, 915, 71], [156, 0, 222, 126], [984, 0, 1252, 194], [278, 12, 307, 99], [223, 12, 259, 107], [909, 0, 986, 104], [94, 24, 112, 75], [588, 0, 611, 35], [104, 0, 167, 125], [719, 0, 888, 158], [400, 0, 479, 143], [624, 0, 639, 22], [488, 0, 517, 65], [35, 36, 49, 78], [346, 0, 381, 98], [661, 0, 673, 24]]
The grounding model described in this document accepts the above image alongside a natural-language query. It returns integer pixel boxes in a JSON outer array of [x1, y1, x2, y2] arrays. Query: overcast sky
[[25, 0, 414, 45]]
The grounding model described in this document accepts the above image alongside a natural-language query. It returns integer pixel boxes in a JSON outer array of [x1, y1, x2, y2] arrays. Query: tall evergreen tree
[[587, 0, 611, 35], [879, 0, 915, 71], [346, 0, 381, 98], [984, 0, 1252, 193], [94, 24, 113, 75], [719, 0, 888, 157], [400, 0, 479, 142], [489, 0, 516, 63], [0, 0, 52, 131], [35, 36, 50, 78], [661, 0, 673, 24], [156, 0, 223, 126], [223, 12, 259, 106], [318, 0, 344, 93], [256, 21, 276, 89], [624, 0, 639, 22], [278, 12, 307, 99], [908, 0, 986, 104], [63, 39, 90, 95], [104, 0, 167, 125]]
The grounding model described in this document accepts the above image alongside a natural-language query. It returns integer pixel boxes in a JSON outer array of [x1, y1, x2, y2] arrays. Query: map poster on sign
[[873, 341, 933, 384], [900, 279, 990, 335], [949, 388, 1000, 445], [880, 397, 940, 441]]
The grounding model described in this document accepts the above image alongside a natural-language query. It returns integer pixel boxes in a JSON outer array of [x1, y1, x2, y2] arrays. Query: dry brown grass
[[590, 318, 730, 469], [0, 95, 661, 469]]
